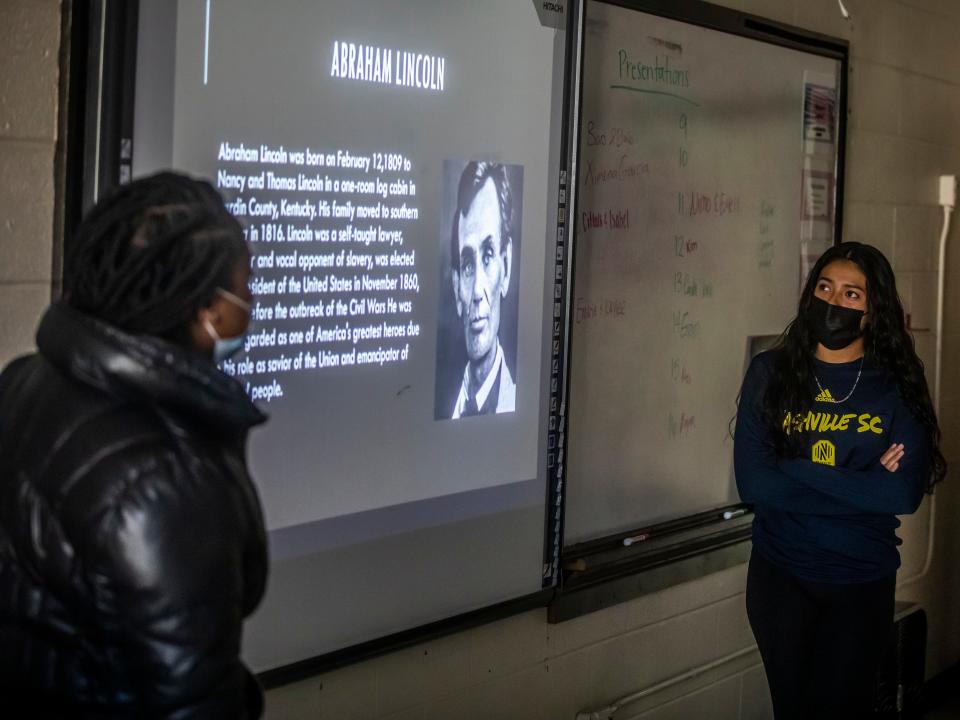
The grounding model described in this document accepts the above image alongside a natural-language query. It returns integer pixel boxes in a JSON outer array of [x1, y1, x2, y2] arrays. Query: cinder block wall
[[2, 1, 960, 718], [0, 0, 60, 369], [828, 0, 960, 682]]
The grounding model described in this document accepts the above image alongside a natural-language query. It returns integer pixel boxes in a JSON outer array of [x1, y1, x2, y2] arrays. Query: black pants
[[746, 550, 895, 719]]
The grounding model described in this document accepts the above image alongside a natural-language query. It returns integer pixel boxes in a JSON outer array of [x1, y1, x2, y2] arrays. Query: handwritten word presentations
[[618, 50, 690, 88], [566, 0, 835, 541], [215, 140, 422, 404]]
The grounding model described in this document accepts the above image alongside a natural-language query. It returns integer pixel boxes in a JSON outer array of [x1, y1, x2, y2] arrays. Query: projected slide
[[146, 0, 559, 533]]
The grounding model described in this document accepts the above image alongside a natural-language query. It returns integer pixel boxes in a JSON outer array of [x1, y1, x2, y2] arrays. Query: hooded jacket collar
[[36, 304, 266, 431]]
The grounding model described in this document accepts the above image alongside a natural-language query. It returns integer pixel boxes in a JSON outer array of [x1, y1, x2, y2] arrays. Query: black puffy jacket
[[0, 304, 268, 718]]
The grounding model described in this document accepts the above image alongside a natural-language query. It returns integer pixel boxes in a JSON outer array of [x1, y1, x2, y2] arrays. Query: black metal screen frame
[[73, 0, 581, 683]]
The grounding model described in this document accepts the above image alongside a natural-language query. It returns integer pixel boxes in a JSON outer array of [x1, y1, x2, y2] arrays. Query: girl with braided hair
[[0, 172, 268, 718], [734, 242, 946, 718]]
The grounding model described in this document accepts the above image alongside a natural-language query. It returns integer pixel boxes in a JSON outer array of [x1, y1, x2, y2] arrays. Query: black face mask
[[806, 296, 865, 350]]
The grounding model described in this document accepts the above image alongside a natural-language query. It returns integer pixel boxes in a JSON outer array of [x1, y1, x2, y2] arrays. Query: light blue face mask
[[204, 288, 252, 363]]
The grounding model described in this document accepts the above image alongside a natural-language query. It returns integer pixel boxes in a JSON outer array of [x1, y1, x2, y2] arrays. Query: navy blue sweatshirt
[[734, 350, 929, 583]]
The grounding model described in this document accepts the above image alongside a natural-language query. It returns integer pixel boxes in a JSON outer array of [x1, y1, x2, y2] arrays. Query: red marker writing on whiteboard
[[622, 533, 650, 547]]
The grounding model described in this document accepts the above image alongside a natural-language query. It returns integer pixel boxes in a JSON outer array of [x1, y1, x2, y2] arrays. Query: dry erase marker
[[722, 508, 747, 520], [623, 533, 650, 546]]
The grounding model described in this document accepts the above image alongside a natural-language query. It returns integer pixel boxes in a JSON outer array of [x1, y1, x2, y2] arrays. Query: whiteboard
[[564, 1, 844, 544]]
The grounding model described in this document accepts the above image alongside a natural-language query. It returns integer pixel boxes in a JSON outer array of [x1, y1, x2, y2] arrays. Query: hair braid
[[64, 172, 248, 340]]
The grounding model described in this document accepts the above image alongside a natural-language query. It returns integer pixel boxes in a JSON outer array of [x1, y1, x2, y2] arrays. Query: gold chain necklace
[[814, 357, 864, 404]]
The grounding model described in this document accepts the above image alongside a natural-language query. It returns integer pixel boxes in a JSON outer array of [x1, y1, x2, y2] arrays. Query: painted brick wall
[[0, 0, 60, 369]]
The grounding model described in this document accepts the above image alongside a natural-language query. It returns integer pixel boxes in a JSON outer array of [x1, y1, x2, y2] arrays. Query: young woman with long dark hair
[[734, 242, 946, 718]]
